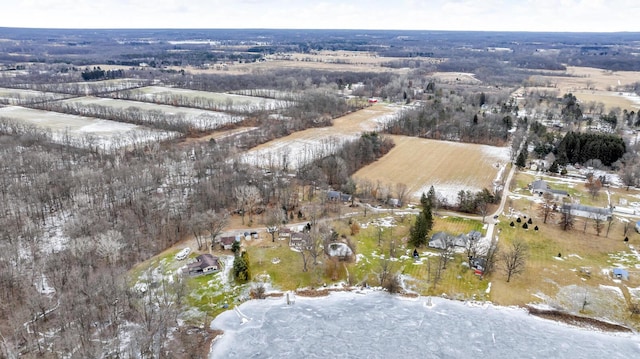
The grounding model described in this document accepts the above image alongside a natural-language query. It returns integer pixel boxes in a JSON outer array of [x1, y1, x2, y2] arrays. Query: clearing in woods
[[353, 135, 510, 202]]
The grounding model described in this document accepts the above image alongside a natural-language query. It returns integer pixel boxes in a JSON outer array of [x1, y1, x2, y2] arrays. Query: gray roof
[[531, 180, 548, 191], [562, 203, 612, 216]]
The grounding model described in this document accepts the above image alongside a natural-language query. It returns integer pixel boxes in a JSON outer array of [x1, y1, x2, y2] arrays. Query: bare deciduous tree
[[481, 238, 500, 277], [538, 192, 556, 224], [395, 182, 408, 207], [561, 208, 575, 231], [501, 239, 528, 282], [585, 174, 602, 199], [265, 206, 286, 242], [235, 185, 262, 225]]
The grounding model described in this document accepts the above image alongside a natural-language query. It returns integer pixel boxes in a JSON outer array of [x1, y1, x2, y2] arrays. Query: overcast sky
[[1, 0, 638, 32]]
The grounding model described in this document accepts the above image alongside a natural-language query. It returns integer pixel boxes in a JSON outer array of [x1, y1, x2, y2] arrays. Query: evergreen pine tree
[[410, 198, 433, 247], [427, 186, 437, 206], [516, 151, 527, 168]]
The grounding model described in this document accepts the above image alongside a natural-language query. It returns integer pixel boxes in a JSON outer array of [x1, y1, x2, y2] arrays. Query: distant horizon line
[[0, 26, 638, 34]]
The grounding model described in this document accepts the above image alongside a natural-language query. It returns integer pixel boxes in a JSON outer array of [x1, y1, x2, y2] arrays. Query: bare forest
[[1, 28, 640, 357]]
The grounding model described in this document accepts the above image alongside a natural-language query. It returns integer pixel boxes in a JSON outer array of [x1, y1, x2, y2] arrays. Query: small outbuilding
[[289, 232, 312, 249], [613, 268, 629, 281], [219, 236, 240, 250]]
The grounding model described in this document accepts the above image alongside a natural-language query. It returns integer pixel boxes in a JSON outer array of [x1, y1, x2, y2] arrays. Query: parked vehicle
[[175, 247, 191, 260]]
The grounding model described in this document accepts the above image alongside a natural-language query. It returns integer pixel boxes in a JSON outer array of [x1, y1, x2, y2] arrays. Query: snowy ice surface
[[210, 291, 640, 359]]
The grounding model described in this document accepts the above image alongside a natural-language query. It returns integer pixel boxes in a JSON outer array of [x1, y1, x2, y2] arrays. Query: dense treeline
[[297, 132, 394, 188], [29, 100, 217, 134], [81, 67, 126, 81], [556, 131, 626, 166]]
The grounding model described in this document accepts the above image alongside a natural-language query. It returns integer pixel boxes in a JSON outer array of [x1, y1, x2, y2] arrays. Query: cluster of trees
[[529, 121, 627, 169], [297, 132, 395, 188], [556, 131, 626, 166], [382, 86, 515, 146], [0, 117, 322, 356], [453, 188, 499, 219], [81, 67, 126, 81]]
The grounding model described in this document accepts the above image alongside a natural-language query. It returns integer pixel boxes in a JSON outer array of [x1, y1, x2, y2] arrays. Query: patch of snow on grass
[[598, 285, 624, 298]]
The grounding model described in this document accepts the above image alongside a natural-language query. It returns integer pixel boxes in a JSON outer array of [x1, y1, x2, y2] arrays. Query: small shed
[[636, 220, 640, 233], [613, 268, 629, 281], [278, 227, 292, 239], [220, 236, 240, 250], [289, 232, 311, 249]]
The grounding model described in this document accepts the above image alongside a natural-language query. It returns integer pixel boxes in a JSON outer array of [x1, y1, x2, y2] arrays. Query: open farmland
[[353, 135, 510, 202], [60, 96, 244, 130], [0, 87, 70, 104], [0, 105, 178, 149], [526, 66, 640, 111], [240, 103, 401, 169], [123, 86, 293, 112], [168, 50, 443, 75]]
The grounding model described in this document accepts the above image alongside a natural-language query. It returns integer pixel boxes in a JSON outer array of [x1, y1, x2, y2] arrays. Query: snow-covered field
[[0, 87, 69, 104], [66, 78, 148, 94], [60, 96, 245, 130], [210, 291, 640, 358], [126, 86, 293, 111], [0, 106, 179, 149], [240, 105, 401, 170]]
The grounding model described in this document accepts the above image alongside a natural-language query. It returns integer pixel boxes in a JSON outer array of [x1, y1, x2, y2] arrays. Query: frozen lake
[[210, 291, 640, 358]]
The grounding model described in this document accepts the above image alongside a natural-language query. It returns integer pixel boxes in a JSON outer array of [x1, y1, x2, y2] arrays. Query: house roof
[[220, 236, 236, 245], [187, 254, 219, 271], [327, 190, 352, 201], [549, 189, 568, 196], [452, 234, 469, 247], [613, 268, 629, 276], [468, 230, 482, 240], [563, 203, 612, 216], [429, 232, 451, 249], [531, 180, 548, 190], [290, 232, 311, 245]]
